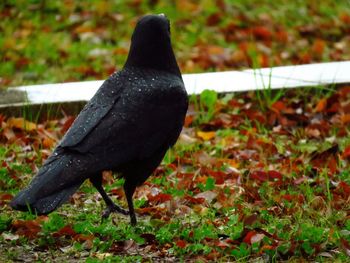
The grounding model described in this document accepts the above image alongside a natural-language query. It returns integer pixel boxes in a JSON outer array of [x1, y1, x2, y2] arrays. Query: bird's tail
[[10, 153, 85, 215]]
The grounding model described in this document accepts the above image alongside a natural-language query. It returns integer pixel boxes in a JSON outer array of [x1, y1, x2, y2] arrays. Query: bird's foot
[[130, 213, 137, 226], [102, 203, 129, 220]]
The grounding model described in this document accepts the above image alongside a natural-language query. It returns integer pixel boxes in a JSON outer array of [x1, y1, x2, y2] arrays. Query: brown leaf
[[341, 238, 350, 256], [148, 193, 172, 204], [251, 26, 272, 41], [342, 146, 350, 159], [137, 206, 166, 218], [176, 239, 187, 248], [184, 195, 205, 204], [243, 214, 258, 226], [73, 234, 94, 242], [60, 116, 76, 133], [11, 216, 47, 239], [52, 225, 77, 238], [0, 193, 13, 206], [206, 13, 221, 26], [250, 170, 282, 182], [312, 39, 326, 57], [102, 170, 114, 185], [271, 101, 286, 113]]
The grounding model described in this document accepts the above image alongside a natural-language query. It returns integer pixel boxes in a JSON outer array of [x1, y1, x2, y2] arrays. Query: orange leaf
[[184, 115, 193, 127], [42, 137, 55, 149], [271, 101, 286, 113], [315, 98, 327, 112], [7, 117, 37, 132], [225, 159, 239, 168], [197, 131, 216, 140], [341, 114, 350, 124], [340, 13, 350, 24], [312, 39, 325, 56]]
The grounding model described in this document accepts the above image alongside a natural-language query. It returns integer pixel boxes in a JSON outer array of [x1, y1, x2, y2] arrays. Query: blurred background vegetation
[[0, 0, 350, 88]]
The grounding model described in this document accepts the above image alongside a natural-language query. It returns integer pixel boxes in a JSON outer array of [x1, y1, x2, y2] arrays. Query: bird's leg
[[124, 181, 137, 226], [89, 175, 129, 220]]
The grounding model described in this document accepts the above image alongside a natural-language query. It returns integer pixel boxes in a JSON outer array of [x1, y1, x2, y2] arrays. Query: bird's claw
[[101, 204, 129, 221]]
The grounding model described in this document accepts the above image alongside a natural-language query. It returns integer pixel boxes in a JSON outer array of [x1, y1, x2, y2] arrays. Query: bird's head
[[124, 14, 181, 76]]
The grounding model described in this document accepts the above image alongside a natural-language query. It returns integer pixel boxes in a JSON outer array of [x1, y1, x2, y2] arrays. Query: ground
[[1, 87, 350, 262], [1, 0, 350, 88], [1, 1, 350, 262]]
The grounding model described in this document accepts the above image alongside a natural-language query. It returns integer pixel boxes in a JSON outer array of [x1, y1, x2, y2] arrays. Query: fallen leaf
[[73, 234, 95, 243], [176, 239, 187, 248], [312, 39, 326, 57], [7, 117, 37, 132], [197, 131, 216, 140], [0, 193, 13, 206], [341, 114, 350, 125], [243, 230, 257, 244], [194, 191, 217, 203], [315, 98, 327, 112], [184, 195, 205, 204], [52, 225, 77, 238], [148, 193, 172, 204], [342, 146, 350, 159], [2, 232, 19, 241], [11, 217, 47, 239]]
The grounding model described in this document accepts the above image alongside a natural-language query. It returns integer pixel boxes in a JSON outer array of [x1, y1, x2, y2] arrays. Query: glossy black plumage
[[10, 14, 188, 225]]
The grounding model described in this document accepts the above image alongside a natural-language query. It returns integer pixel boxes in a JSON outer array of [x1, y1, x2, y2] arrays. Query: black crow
[[10, 14, 188, 226]]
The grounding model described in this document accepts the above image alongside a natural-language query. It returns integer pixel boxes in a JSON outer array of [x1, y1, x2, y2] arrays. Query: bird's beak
[[158, 13, 166, 17]]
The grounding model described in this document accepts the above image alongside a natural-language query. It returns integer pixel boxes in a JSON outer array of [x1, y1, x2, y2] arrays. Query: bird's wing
[[59, 73, 187, 170], [59, 73, 124, 148]]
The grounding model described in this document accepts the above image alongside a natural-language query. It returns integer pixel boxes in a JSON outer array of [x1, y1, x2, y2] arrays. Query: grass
[[1, 0, 350, 261], [1, 0, 350, 88], [1, 86, 350, 261]]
